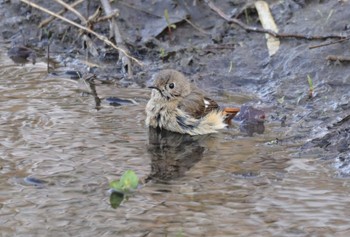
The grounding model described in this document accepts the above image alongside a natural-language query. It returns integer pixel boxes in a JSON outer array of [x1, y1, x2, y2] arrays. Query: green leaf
[[120, 170, 139, 190], [110, 191, 124, 209], [307, 75, 313, 90], [164, 9, 170, 25], [176, 229, 184, 237], [159, 48, 167, 58], [109, 170, 139, 193], [109, 180, 123, 191]]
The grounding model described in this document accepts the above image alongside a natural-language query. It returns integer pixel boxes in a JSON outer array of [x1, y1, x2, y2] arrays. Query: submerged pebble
[[105, 97, 137, 106], [23, 177, 46, 188]]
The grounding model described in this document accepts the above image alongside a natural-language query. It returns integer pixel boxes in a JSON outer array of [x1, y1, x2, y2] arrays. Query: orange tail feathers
[[222, 107, 240, 124]]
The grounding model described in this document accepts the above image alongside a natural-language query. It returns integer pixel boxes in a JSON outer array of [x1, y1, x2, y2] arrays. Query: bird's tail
[[222, 107, 240, 124]]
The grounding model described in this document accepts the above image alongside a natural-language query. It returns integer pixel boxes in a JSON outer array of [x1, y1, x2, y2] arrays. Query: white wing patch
[[204, 99, 210, 108]]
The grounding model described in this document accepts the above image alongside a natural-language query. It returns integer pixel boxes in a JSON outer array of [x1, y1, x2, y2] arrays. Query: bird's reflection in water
[[146, 127, 207, 183]]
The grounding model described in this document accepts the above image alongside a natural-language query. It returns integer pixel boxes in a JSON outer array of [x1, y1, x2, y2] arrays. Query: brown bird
[[145, 69, 239, 135]]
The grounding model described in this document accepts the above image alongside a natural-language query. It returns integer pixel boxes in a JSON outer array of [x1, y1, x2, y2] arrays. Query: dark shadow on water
[[7, 46, 36, 65], [238, 120, 265, 136], [110, 191, 124, 209], [146, 127, 207, 183]]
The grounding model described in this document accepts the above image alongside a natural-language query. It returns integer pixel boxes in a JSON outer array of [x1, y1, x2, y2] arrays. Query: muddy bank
[[1, 0, 350, 173]]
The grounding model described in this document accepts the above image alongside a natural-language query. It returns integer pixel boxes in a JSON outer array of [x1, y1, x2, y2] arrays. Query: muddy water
[[0, 47, 350, 237]]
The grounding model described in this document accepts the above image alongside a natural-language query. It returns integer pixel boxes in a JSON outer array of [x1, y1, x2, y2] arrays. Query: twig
[[309, 37, 350, 49], [47, 43, 50, 73], [87, 6, 103, 24], [53, 0, 87, 24], [95, 9, 119, 23], [329, 114, 350, 128], [205, 0, 346, 41], [84, 75, 102, 109], [255, 1, 280, 56], [39, 0, 85, 28], [183, 18, 211, 35], [21, 0, 142, 66], [204, 44, 235, 50], [100, 0, 133, 78]]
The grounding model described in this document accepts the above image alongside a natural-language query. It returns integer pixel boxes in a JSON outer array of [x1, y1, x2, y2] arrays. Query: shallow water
[[1, 47, 350, 237]]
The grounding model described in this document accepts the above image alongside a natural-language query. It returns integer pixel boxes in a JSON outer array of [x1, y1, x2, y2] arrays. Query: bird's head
[[148, 69, 191, 101]]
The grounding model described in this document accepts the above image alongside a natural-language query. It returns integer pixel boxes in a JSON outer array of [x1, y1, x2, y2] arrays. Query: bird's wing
[[178, 90, 219, 119]]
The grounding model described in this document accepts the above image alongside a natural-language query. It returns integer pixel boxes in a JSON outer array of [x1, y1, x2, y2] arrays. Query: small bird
[[145, 69, 239, 135]]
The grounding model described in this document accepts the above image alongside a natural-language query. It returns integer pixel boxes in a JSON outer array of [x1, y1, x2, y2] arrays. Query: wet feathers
[[145, 69, 226, 135]]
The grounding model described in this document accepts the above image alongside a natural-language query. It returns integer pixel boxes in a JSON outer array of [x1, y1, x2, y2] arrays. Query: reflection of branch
[[100, 0, 133, 78], [84, 75, 101, 109], [21, 0, 142, 66], [205, 0, 346, 41]]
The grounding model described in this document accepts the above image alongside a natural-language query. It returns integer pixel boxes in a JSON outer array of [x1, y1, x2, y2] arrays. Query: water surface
[[0, 47, 350, 237]]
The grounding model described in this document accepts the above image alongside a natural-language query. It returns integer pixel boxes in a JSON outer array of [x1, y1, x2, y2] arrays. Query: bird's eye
[[169, 83, 175, 89]]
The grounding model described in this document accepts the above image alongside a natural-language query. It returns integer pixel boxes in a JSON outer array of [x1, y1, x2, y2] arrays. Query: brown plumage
[[145, 69, 239, 135], [178, 89, 219, 119]]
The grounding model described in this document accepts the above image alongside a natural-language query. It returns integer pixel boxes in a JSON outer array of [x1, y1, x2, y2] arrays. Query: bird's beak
[[148, 86, 161, 93], [148, 86, 164, 97]]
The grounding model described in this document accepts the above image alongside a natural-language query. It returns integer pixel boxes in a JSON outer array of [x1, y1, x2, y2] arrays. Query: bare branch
[[309, 37, 350, 49], [21, 0, 143, 66], [205, 0, 346, 41], [39, 0, 85, 28], [53, 0, 87, 24], [100, 0, 133, 78]]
